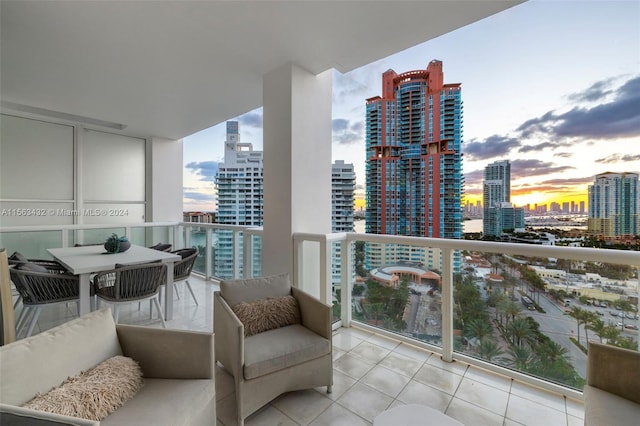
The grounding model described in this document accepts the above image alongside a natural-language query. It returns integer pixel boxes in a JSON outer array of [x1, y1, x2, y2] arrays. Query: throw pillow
[[23, 356, 143, 421], [233, 295, 301, 337]]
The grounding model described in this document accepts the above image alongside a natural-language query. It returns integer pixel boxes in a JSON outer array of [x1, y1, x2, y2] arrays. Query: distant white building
[[331, 160, 355, 294], [214, 121, 263, 278]]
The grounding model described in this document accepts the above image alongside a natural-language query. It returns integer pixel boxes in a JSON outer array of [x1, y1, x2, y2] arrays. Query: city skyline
[[184, 0, 640, 212]]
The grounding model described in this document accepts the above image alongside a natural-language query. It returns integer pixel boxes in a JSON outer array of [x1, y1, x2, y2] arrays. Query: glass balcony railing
[[0, 221, 262, 282], [2, 221, 638, 399], [293, 231, 640, 399]]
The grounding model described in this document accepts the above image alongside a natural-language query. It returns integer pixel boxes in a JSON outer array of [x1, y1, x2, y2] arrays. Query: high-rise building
[[588, 172, 639, 239], [482, 160, 524, 236], [365, 60, 463, 271], [214, 121, 263, 278], [331, 161, 356, 293]]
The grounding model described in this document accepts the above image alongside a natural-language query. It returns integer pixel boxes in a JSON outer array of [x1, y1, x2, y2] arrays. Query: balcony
[[3, 221, 639, 425], [4, 252, 584, 426]]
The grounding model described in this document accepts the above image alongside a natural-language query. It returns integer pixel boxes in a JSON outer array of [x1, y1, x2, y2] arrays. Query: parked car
[[624, 324, 639, 330], [596, 311, 604, 316]]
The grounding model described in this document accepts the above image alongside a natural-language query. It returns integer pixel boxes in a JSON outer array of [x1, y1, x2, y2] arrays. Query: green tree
[[465, 319, 493, 341], [507, 317, 533, 348], [568, 306, 587, 345], [476, 339, 505, 362], [507, 346, 535, 370]]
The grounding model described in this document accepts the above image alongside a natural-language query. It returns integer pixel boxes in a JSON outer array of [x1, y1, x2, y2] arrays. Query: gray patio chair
[[9, 265, 80, 337], [93, 262, 167, 328], [149, 243, 172, 252], [7, 251, 68, 311], [171, 248, 199, 305]]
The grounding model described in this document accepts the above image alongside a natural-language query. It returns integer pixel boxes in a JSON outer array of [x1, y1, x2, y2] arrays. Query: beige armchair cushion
[[220, 273, 291, 307], [243, 324, 330, 380]]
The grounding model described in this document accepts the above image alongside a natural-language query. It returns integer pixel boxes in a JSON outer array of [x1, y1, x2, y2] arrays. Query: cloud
[[510, 159, 574, 179], [518, 141, 568, 153], [567, 78, 615, 103], [463, 169, 484, 191], [595, 153, 640, 164], [238, 111, 263, 128], [517, 75, 640, 140], [463, 135, 520, 160], [183, 191, 213, 202], [333, 118, 365, 145], [185, 161, 219, 182]]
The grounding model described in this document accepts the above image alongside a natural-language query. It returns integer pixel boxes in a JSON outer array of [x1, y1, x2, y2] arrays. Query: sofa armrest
[[116, 325, 214, 379], [292, 287, 332, 340], [0, 403, 99, 426], [214, 291, 244, 379], [586, 342, 640, 404]]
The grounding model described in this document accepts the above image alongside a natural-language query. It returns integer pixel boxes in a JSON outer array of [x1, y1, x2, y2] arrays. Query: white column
[[150, 137, 183, 222], [262, 63, 332, 278]]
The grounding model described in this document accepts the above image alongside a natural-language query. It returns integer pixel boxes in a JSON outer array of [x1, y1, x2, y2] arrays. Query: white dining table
[[48, 245, 181, 320]]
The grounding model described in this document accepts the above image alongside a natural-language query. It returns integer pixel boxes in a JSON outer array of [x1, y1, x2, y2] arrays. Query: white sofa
[[583, 342, 640, 426], [0, 308, 215, 425]]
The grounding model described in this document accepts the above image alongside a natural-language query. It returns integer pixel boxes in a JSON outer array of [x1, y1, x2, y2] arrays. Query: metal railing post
[[341, 238, 352, 327]]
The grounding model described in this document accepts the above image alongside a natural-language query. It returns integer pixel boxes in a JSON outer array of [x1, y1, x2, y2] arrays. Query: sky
[[183, 0, 640, 212]]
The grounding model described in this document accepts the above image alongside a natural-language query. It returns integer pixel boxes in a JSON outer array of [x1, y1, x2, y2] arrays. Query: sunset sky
[[183, 0, 640, 212]]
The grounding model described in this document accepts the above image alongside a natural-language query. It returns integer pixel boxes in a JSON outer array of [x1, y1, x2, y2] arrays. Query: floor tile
[[309, 402, 371, 426], [454, 377, 509, 416], [360, 365, 410, 398], [336, 382, 393, 422], [567, 414, 583, 426], [314, 369, 357, 401], [506, 393, 567, 426], [216, 393, 239, 426], [245, 405, 298, 426], [425, 354, 469, 375], [332, 347, 346, 361], [565, 397, 584, 419], [396, 379, 452, 412], [446, 397, 504, 426], [332, 332, 364, 352], [366, 333, 401, 350], [392, 342, 433, 363], [379, 352, 423, 378], [413, 363, 463, 395], [333, 353, 375, 380], [464, 365, 513, 392], [339, 327, 374, 341], [272, 389, 332, 425], [349, 341, 391, 364], [510, 380, 566, 413]]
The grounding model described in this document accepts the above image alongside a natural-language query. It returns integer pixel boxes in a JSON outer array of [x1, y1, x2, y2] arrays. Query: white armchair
[[214, 273, 332, 425]]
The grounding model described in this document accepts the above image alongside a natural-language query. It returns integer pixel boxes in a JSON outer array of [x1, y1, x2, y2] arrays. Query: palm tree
[[476, 339, 505, 362], [507, 345, 535, 371], [465, 319, 493, 341], [582, 310, 598, 344], [568, 306, 586, 345], [504, 300, 522, 325], [587, 317, 607, 343], [507, 317, 533, 348], [538, 340, 570, 364]]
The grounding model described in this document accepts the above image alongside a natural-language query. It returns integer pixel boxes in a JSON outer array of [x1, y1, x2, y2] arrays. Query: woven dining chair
[[9, 266, 80, 337], [171, 248, 199, 305], [7, 251, 68, 311], [93, 262, 167, 328]]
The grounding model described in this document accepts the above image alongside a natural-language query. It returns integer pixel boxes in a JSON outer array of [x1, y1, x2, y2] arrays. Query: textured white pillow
[[23, 356, 143, 421]]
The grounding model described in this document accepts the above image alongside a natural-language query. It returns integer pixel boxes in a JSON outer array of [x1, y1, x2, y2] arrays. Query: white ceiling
[[1, 1, 523, 140]]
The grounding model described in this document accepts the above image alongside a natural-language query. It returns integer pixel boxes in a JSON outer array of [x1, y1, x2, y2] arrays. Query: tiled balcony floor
[[17, 275, 585, 426]]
